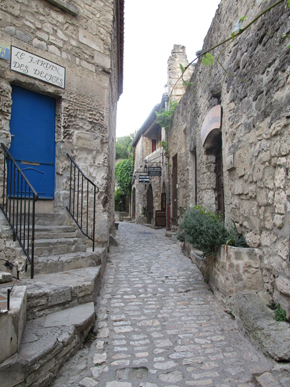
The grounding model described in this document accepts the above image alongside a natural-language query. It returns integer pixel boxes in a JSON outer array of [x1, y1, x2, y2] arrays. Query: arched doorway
[[146, 184, 153, 224], [214, 135, 224, 217]]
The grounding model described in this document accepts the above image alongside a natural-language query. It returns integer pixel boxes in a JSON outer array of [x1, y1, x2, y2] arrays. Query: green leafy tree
[[115, 133, 135, 160], [115, 158, 134, 211]]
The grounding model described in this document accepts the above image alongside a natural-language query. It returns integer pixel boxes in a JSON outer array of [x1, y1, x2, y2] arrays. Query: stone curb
[[229, 291, 290, 361]]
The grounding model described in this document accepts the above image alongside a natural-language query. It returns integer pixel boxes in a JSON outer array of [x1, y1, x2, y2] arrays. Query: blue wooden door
[[10, 86, 56, 199]]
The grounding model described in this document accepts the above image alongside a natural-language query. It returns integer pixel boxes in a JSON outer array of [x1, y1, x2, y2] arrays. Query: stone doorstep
[[21, 266, 102, 320], [229, 290, 290, 362], [0, 302, 95, 387], [255, 372, 283, 387], [30, 247, 106, 276]]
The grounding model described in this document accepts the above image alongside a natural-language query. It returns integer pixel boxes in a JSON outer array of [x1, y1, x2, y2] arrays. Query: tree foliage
[[115, 133, 135, 160], [115, 158, 133, 199]]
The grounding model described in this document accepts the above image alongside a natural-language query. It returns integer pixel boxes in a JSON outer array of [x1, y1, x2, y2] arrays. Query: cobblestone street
[[53, 222, 280, 387]]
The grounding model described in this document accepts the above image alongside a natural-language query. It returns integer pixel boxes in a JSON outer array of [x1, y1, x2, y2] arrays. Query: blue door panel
[[10, 86, 56, 199], [21, 167, 46, 195]]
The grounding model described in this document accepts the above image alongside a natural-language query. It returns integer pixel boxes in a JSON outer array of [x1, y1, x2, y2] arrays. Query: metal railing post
[[66, 153, 98, 250], [0, 143, 38, 279]]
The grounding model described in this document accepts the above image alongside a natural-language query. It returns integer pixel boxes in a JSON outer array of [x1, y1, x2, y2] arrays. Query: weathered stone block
[[229, 291, 290, 361], [0, 286, 27, 363], [276, 276, 290, 297], [74, 132, 101, 150], [0, 271, 12, 283], [236, 149, 250, 177], [94, 51, 110, 69], [79, 28, 103, 52]]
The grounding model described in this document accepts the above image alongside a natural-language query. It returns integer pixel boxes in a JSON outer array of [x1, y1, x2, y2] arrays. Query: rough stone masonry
[[167, 0, 290, 317]]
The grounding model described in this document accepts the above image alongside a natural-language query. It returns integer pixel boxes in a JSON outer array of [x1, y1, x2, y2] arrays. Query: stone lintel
[[45, 0, 79, 16]]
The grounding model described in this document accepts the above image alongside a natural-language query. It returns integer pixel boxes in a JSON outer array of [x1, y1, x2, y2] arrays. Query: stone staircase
[[0, 212, 107, 387]]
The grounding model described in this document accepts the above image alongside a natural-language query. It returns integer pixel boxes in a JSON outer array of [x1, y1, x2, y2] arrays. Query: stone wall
[[0, 0, 122, 246], [183, 241, 264, 302], [168, 0, 290, 316]]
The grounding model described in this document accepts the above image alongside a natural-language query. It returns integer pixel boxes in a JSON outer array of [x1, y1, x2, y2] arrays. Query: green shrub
[[226, 222, 248, 248], [177, 206, 229, 255], [274, 304, 287, 322]]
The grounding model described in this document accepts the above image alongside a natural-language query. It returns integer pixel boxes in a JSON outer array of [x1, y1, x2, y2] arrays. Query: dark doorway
[[152, 139, 156, 153], [172, 154, 178, 225], [155, 192, 166, 227], [215, 143, 224, 217], [132, 187, 136, 220], [146, 184, 153, 224], [161, 192, 166, 211]]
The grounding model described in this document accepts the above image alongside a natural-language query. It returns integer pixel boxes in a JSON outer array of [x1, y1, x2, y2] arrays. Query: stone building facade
[[131, 45, 192, 226], [131, 101, 165, 225], [167, 0, 290, 316], [0, 0, 123, 255]]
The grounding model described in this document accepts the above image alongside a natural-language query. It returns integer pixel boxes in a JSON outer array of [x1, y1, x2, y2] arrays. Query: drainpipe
[[164, 93, 170, 230]]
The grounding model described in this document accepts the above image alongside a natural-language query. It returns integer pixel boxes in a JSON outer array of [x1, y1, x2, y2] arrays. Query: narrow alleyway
[[53, 222, 280, 387]]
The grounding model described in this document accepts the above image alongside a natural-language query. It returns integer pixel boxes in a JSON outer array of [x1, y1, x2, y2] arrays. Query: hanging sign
[[139, 175, 150, 183], [10, 46, 66, 89], [148, 167, 162, 176]]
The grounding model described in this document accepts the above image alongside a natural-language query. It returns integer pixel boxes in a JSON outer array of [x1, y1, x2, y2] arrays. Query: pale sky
[[116, 0, 221, 138]]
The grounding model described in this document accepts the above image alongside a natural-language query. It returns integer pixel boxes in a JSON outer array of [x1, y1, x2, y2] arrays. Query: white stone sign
[[10, 46, 65, 89]]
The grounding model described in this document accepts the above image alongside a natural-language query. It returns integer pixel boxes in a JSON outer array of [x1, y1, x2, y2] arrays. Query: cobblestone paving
[[53, 222, 279, 387]]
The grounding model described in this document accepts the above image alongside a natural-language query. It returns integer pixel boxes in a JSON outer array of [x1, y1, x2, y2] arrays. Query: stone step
[[34, 225, 79, 239], [35, 213, 70, 226], [0, 302, 95, 387], [21, 266, 104, 320], [31, 247, 106, 276], [34, 237, 87, 257]]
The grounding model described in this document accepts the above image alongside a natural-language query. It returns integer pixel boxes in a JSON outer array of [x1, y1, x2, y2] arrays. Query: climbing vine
[[155, 101, 178, 132], [155, 101, 178, 151]]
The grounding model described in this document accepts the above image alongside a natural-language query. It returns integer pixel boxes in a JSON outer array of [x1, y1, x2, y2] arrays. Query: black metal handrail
[[66, 153, 98, 251], [0, 143, 38, 279]]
